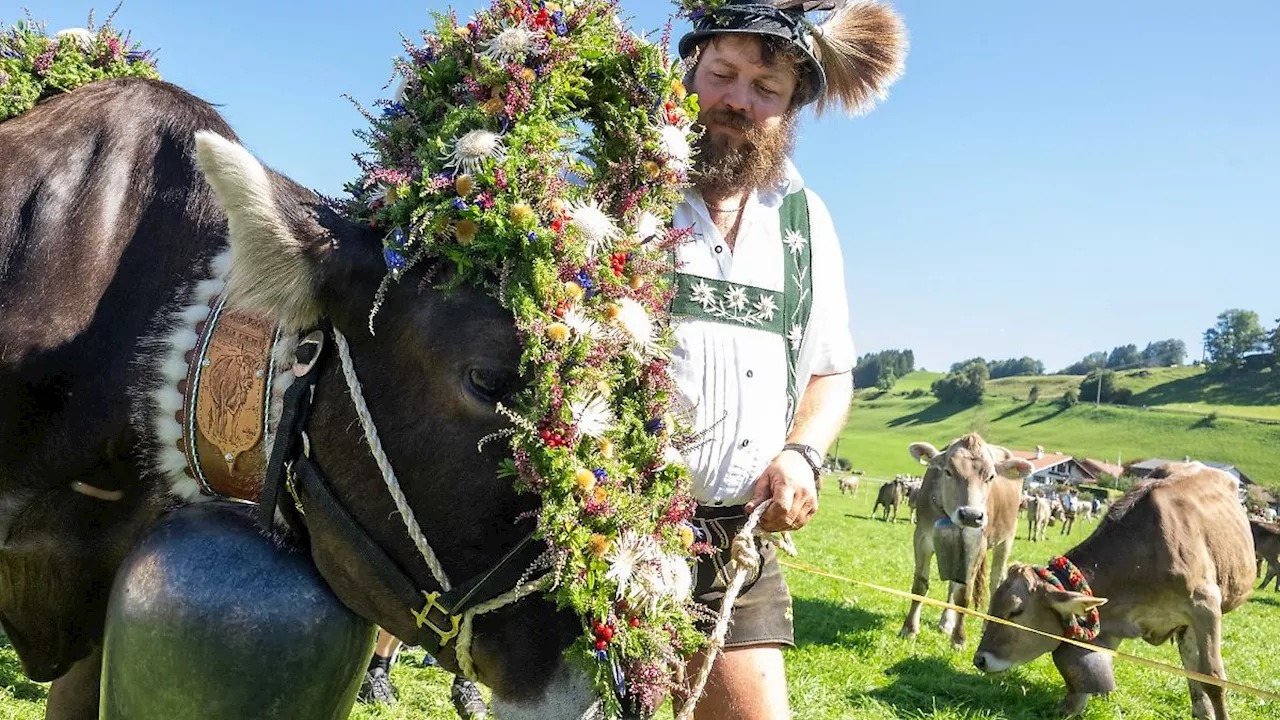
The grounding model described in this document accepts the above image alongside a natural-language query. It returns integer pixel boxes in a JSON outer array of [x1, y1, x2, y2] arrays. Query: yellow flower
[[679, 525, 695, 549], [671, 79, 687, 100], [597, 438, 615, 459], [628, 274, 644, 290], [593, 486, 608, 504], [574, 468, 597, 495], [455, 219, 478, 245], [385, 186, 400, 204], [595, 381, 611, 397], [642, 161, 661, 180], [520, 68, 536, 82], [455, 174, 475, 198], [510, 202, 536, 226], [590, 534, 612, 558], [564, 280, 584, 302], [482, 98, 505, 115], [604, 303, 621, 320], [454, 26, 470, 38], [546, 322, 570, 343]]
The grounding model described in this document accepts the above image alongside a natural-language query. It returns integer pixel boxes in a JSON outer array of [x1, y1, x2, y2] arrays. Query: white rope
[[332, 328, 453, 592], [677, 500, 792, 720], [454, 574, 553, 681]]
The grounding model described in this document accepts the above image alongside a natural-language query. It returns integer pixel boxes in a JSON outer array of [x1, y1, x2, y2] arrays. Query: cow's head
[[973, 563, 1108, 673], [194, 133, 593, 716], [909, 434, 1032, 529]]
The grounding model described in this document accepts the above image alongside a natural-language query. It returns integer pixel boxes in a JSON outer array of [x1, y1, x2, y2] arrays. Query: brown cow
[[873, 478, 905, 522], [1027, 497, 1052, 542], [838, 475, 860, 497], [898, 434, 1031, 648], [975, 463, 1255, 719], [1252, 520, 1280, 591]]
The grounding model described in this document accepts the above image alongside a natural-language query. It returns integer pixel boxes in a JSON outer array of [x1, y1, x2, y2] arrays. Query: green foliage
[[853, 349, 914, 391], [932, 360, 988, 405], [1141, 338, 1187, 367], [988, 356, 1044, 379], [1106, 343, 1141, 369], [1062, 388, 1079, 407], [0, 16, 159, 122], [1079, 369, 1133, 404], [1058, 350, 1108, 375], [1204, 308, 1267, 373], [1027, 384, 1040, 403]]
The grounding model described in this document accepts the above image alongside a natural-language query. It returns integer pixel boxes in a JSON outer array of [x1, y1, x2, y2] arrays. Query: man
[[358, 629, 488, 718], [1059, 487, 1078, 535], [670, 2, 906, 717]]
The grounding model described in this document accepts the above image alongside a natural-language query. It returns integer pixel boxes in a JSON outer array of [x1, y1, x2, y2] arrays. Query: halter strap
[[1035, 555, 1101, 642]]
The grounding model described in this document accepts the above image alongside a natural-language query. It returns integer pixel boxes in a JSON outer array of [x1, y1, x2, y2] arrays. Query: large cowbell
[[101, 501, 376, 719], [932, 516, 986, 584]]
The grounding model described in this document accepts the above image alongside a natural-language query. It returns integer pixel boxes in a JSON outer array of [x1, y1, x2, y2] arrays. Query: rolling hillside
[[839, 371, 1280, 486]]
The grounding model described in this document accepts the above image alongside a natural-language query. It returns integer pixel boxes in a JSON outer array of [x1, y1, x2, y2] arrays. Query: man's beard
[[691, 107, 797, 198]]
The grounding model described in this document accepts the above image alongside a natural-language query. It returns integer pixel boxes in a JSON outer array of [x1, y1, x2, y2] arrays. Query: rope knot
[[729, 534, 761, 575]]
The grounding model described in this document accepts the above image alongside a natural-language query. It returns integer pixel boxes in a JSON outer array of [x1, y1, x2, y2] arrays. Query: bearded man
[[669, 2, 907, 717]]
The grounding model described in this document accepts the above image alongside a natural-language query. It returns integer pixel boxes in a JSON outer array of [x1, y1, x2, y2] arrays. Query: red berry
[[629, 616, 641, 628], [595, 639, 608, 651], [601, 626, 614, 641]]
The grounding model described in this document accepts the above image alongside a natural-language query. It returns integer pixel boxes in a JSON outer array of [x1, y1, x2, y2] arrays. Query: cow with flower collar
[[974, 462, 1255, 719]]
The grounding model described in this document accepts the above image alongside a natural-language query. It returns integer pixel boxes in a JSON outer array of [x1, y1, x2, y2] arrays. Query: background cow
[[1252, 520, 1279, 591], [873, 478, 906, 522], [838, 475, 860, 497], [1027, 497, 1052, 542], [975, 463, 1255, 719], [898, 435, 1031, 648]]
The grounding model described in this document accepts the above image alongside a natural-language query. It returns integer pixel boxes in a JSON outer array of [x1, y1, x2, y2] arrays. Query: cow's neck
[[147, 249, 295, 503], [1063, 540, 1116, 598]]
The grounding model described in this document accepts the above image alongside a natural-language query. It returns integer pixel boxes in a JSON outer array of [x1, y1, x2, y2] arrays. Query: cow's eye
[[467, 367, 517, 403]]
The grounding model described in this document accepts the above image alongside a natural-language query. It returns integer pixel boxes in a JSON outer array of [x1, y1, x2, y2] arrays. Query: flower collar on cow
[[346, 1, 704, 715], [1036, 556, 1102, 642], [0, 11, 159, 122]]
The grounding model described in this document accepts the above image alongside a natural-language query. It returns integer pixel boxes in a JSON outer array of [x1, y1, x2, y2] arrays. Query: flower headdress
[[346, 1, 705, 715], [0, 9, 159, 122]]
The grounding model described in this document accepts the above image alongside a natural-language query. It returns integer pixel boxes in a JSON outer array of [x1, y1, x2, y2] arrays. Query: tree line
[[1056, 339, 1187, 375], [1201, 308, 1279, 374]]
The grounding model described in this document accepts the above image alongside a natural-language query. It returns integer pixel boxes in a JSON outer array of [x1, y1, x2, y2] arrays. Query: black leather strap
[[782, 442, 822, 485]]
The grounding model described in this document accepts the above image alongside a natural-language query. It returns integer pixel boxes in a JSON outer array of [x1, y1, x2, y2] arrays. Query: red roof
[[1080, 457, 1125, 478]]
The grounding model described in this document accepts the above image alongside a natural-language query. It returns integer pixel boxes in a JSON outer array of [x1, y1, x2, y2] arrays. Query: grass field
[[3, 482, 1277, 719]]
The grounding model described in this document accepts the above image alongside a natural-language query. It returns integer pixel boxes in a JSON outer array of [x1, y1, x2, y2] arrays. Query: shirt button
[[746, 369, 754, 378], [741, 439, 750, 448], [714, 245, 723, 254]]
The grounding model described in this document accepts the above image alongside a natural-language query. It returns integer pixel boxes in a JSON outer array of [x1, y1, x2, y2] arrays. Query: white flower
[[631, 553, 693, 614], [787, 323, 805, 351], [614, 298, 653, 351], [659, 124, 692, 170], [690, 280, 716, 308], [634, 211, 663, 243], [364, 185, 389, 209], [606, 531, 659, 598], [442, 129, 507, 176], [570, 394, 615, 438], [755, 294, 778, 321], [481, 25, 539, 64], [566, 199, 622, 258], [560, 307, 600, 340], [783, 228, 807, 254], [725, 286, 748, 311], [55, 28, 95, 51]]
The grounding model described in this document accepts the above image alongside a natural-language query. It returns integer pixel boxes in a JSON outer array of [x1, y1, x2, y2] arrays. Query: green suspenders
[[670, 191, 814, 425]]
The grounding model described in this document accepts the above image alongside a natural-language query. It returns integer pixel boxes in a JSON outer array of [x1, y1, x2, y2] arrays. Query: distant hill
[[841, 370, 1280, 489]]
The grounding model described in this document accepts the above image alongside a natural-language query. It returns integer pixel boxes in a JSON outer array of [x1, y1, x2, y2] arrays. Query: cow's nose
[[974, 653, 987, 671], [957, 506, 986, 527]]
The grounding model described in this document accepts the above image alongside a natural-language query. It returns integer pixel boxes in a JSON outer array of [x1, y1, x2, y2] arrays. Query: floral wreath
[[0, 9, 159, 122], [1036, 556, 1101, 642], [344, 1, 709, 715]]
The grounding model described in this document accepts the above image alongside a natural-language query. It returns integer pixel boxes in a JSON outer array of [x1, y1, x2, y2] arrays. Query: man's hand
[[745, 450, 818, 533]]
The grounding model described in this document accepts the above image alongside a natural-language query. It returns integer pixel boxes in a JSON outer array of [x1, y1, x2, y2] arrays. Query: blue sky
[[32, 1, 1279, 371]]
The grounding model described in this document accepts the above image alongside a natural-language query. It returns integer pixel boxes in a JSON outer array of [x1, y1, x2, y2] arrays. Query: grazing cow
[[906, 481, 921, 524], [975, 463, 1255, 719], [873, 478, 905, 522], [1252, 520, 1280, 591], [898, 434, 1032, 648], [1027, 497, 1052, 542], [0, 80, 592, 718], [838, 475, 859, 497]]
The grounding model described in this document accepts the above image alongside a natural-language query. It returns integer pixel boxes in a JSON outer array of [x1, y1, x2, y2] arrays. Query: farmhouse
[[1011, 447, 1095, 488], [1078, 457, 1125, 480], [1128, 457, 1254, 485]]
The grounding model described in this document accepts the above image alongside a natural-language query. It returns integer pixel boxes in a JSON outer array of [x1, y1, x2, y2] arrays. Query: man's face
[[692, 35, 798, 139], [688, 36, 801, 197]]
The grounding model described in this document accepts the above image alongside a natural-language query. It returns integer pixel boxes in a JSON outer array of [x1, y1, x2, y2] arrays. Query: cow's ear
[[996, 458, 1034, 480], [909, 442, 939, 465], [1046, 590, 1108, 619], [195, 131, 322, 330]]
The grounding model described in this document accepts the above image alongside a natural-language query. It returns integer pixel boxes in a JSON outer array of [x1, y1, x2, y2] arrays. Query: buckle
[[412, 591, 461, 646]]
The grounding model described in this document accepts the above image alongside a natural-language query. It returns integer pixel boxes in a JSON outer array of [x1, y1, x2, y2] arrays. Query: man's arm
[[745, 371, 853, 532]]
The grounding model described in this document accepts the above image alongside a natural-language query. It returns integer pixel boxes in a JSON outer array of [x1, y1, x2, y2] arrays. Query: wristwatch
[[782, 443, 823, 484]]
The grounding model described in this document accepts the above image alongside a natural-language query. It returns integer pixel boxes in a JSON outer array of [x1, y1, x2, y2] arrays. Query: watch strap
[[782, 443, 822, 484]]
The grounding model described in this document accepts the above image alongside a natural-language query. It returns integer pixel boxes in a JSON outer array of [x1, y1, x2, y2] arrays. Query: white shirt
[[670, 161, 856, 506]]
